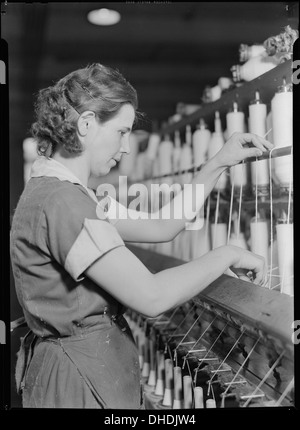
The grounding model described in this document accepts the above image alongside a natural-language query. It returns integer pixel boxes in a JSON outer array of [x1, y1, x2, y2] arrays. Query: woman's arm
[[85, 243, 266, 318], [106, 132, 273, 243]]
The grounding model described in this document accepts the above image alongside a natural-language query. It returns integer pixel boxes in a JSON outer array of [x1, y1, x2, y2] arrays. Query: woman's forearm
[[104, 155, 226, 243], [151, 245, 237, 315], [155, 155, 226, 240], [86, 243, 241, 318]]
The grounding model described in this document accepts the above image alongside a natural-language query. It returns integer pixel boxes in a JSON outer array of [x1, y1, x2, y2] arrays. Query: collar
[[30, 156, 98, 203]]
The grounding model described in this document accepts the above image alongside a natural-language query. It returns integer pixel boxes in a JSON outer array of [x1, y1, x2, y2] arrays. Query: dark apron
[[15, 314, 144, 409]]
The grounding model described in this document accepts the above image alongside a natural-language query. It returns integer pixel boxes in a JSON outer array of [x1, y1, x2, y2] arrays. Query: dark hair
[[31, 63, 139, 156]]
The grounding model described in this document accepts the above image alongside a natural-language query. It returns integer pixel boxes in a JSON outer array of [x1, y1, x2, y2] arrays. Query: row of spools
[[22, 79, 293, 296], [116, 80, 293, 296], [119, 79, 293, 191], [126, 311, 222, 409], [125, 309, 265, 409]]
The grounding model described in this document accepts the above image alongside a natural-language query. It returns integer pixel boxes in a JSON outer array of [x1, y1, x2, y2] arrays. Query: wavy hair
[[31, 63, 139, 156]]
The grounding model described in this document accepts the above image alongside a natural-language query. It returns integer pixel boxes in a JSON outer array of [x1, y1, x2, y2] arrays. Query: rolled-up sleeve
[[41, 185, 125, 281], [65, 218, 124, 281]]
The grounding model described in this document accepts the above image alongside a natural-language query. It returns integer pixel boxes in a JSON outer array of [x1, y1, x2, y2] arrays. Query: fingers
[[230, 267, 251, 281], [233, 132, 274, 152], [242, 147, 266, 159], [230, 248, 266, 286], [240, 133, 273, 151], [253, 257, 267, 286]]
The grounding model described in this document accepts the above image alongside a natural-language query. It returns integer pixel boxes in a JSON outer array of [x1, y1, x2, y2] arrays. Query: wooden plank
[[127, 244, 294, 346], [195, 275, 294, 346]]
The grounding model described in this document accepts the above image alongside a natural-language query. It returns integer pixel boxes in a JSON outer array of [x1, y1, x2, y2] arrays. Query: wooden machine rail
[[127, 244, 294, 408]]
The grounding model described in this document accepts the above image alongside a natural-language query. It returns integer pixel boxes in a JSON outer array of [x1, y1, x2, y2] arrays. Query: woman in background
[[10, 63, 272, 408]]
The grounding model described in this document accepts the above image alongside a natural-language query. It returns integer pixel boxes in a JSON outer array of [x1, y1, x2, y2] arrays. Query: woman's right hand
[[227, 245, 267, 286], [214, 132, 273, 169]]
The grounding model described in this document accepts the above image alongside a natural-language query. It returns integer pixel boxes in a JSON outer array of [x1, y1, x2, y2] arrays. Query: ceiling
[[1, 1, 299, 211]]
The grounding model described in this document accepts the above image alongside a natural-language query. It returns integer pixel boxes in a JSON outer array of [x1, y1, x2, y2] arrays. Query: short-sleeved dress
[[10, 156, 143, 409]]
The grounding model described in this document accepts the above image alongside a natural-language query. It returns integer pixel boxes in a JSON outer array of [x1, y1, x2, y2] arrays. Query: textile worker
[[10, 63, 273, 408]]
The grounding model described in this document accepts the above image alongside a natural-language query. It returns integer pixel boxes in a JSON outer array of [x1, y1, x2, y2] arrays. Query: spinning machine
[[123, 59, 294, 409]]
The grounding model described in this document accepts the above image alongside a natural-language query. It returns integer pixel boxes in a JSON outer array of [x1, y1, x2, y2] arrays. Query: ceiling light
[[87, 8, 121, 26]]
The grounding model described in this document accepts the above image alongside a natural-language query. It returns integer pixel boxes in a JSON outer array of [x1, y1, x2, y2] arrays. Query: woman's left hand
[[214, 132, 274, 168]]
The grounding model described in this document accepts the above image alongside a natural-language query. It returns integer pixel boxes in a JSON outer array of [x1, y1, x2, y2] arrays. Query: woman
[[10, 63, 272, 409]]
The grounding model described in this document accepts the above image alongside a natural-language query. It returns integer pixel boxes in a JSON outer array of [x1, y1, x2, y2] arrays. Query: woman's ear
[[77, 111, 96, 137]]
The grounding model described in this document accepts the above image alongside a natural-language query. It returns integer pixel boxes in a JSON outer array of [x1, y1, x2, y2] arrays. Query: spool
[[171, 131, 183, 258], [206, 398, 217, 408], [156, 128, 173, 263], [23, 138, 38, 185], [229, 232, 248, 249], [142, 334, 150, 378], [146, 132, 161, 161], [192, 119, 211, 166], [147, 336, 157, 387], [183, 375, 193, 409], [194, 386, 204, 408], [155, 351, 165, 396], [231, 54, 278, 82], [144, 132, 160, 178], [162, 358, 174, 407], [23, 137, 38, 163], [207, 84, 222, 102], [134, 325, 145, 370], [173, 366, 183, 409], [211, 223, 227, 249], [180, 125, 193, 186], [191, 207, 211, 259], [158, 134, 173, 177], [132, 152, 147, 181], [171, 182, 184, 259], [177, 126, 194, 261], [239, 43, 266, 62], [268, 238, 280, 290], [226, 102, 247, 189], [228, 212, 248, 249], [173, 131, 182, 174], [208, 111, 227, 191], [218, 77, 233, 91], [271, 80, 293, 189], [276, 222, 294, 296], [159, 185, 174, 256], [249, 91, 269, 195], [250, 216, 269, 268]]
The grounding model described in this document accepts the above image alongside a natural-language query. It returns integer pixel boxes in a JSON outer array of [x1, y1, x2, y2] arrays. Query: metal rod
[[128, 146, 292, 183]]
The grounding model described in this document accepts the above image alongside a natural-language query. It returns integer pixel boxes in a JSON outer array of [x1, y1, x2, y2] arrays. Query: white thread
[[222, 336, 260, 400], [213, 190, 221, 249], [208, 330, 244, 389], [227, 180, 235, 244], [255, 157, 258, 223], [174, 312, 202, 353], [237, 162, 244, 239], [268, 147, 276, 289], [206, 195, 211, 244], [186, 316, 217, 358], [274, 377, 294, 407], [287, 152, 293, 224], [169, 304, 197, 340], [242, 350, 285, 407], [193, 322, 228, 384]]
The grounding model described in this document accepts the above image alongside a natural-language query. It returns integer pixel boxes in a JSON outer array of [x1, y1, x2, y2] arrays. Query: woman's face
[[87, 103, 135, 177]]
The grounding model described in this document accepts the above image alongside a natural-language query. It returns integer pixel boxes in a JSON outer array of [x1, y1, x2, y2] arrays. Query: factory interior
[[2, 2, 298, 410]]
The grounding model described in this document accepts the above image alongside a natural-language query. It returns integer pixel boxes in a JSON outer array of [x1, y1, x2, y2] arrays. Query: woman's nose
[[120, 136, 130, 154]]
